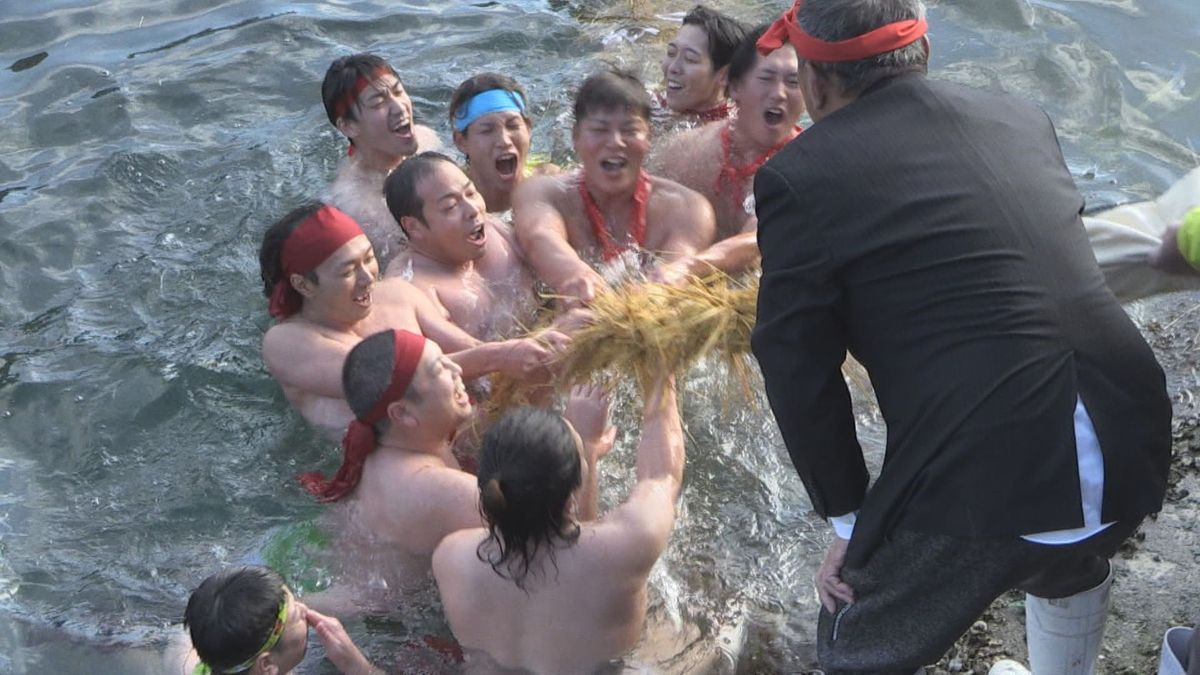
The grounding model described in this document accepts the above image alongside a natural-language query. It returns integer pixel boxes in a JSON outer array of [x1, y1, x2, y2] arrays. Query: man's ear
[[400, 215, 425, 242], [453, 130, 468, 154], [800, 61, 828, 118], [715, 64, 731, 96], [336, 115, 358, 142], [290, 272, 316, 298], [920, 34, 931, 61], [387, 399, 418, 430], [256, 652, 278, 675]]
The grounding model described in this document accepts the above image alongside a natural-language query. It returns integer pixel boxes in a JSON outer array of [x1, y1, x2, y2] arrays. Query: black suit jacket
[[751, 74, 1171, 566]]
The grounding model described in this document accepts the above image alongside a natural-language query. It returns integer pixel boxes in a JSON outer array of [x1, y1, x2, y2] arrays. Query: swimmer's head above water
[[322, 52, 419, 160], [299, 328, 471, 502], [448, 73, 532, 212], [572, 70, 653, 197], [184, 566, 309, 675], [726, 24, 806, 148], [385, 152, 490, 266], [660, 5, 749, 116], [258, 202, 377, 324], [475, 406, 585, 589]]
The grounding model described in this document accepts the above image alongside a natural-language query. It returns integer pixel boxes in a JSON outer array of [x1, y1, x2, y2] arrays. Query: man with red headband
[[652, 23, 806, 279], [749, 1, 1170, 674], [322, 53, 442, 265], [298, 330, 612, 597], [512, 70, 716, 305], [259, 202, 565, 437]]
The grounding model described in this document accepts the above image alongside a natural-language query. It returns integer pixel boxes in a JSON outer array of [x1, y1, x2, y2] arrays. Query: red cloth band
[[267, 205, 365, 319], [332, 65, 394, 122], [758, 0, 927, 62], [298, 329, 427, 502]]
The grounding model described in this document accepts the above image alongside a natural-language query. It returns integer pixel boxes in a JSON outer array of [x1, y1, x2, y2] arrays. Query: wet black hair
[[448, 72, 530, 136], [383, 151, 460, 237], [184, 566, 288, 673], [321, 53, 401, 127], [259, 201, 324, 298], [726, 24, 771, 92], [476, 406, 582, 590], [343, 330, 422, 425], [572, 69, 652, 126], [680, 5, 750, 71]]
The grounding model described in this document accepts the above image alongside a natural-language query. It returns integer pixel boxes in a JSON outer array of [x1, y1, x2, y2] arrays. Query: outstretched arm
[[564, 384, 616, 522], [513, 176, 608, 305], [597, 374, 684, 573]]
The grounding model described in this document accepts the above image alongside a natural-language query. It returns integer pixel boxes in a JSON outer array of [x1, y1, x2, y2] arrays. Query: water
[[0, 0, 1196, 673]]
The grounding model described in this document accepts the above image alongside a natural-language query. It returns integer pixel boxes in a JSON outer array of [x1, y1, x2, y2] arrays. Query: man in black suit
[[749, 1, 1172, 673]]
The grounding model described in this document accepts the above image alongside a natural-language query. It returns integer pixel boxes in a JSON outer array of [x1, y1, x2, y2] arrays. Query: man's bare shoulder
[[515, 171, 574, 204], [262, 319, 344, 355]]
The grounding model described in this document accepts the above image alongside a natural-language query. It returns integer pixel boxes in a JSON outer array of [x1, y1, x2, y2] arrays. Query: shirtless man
[[448, 73, 555, 214], [659, 5, 749, 124], [322, 53, 441, 264], [654, 24, 806, 278], [433, 374, 682, 675], [300, 330, 611, 596], [513, 70, 716, 305], [383, 152, 537, 340], [258, 202, 562, 436]]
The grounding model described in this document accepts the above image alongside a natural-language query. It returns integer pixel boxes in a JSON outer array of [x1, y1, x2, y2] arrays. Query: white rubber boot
[[987, 660, 1030, 674], [1158, 626, 1193, 675], [1023, 564, 1113, 675]]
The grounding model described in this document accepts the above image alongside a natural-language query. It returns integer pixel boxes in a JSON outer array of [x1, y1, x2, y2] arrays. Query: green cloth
[[1177, 207, 1200, 271], [259, 519, 332, 594]]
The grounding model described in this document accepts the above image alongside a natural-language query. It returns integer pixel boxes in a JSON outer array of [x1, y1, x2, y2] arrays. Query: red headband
[[332, 65, 394, 122], [758, 0, 927, 62], [299, 329, 427, 503], [267, 205, 365, 319]]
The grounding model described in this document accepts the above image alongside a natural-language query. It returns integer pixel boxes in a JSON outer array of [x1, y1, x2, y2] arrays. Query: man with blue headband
[[448, 73, 557, 214]]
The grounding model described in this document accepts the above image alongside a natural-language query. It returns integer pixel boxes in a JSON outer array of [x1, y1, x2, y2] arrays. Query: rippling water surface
[[0, 0, 1196, 673]]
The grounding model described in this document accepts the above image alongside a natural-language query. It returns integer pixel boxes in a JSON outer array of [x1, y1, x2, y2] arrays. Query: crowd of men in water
[[177, 1, 1200, 674]]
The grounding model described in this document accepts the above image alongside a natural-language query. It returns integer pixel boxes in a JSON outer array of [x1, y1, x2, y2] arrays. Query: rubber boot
[[987, 660, 1030, 674], [1023, 564, 1113, 675], [1158, 626, 1193, 675]]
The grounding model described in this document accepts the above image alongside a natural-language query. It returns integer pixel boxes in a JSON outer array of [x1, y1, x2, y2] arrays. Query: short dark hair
[[342, 330, 422, 428], [448, 72, 529, 136], [681, 5, 750, 71], [726, 24, 771, 92], [383, 151, 460, 237], [259, 201, 323, 299], [321, 53, 400, 127], [184, 566, 288, 673], [476, 407, 582, 590], [573, 70, 652, 126], [796, 0, 929, 94]]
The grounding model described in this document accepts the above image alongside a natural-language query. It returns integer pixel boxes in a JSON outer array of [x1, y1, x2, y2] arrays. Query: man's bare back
[[433, 379, 684, 675]]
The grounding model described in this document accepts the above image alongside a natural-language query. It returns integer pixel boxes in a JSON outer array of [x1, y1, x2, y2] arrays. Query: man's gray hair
[[797, 0, 929, 94]]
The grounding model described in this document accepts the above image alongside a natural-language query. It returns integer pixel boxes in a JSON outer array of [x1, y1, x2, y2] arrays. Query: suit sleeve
[[750, 164, 868, 519]]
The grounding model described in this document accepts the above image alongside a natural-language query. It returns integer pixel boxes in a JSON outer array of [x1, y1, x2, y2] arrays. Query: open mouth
[[495, 152, 518, 179], [763, 107, 785, 126], [352, 288, 372, 308], [467, 222, 486, 245], [599, 157, 628, 173], [391, 120, 413, 136], [453, 379, 470, 407], [666, 79, 683, 91]]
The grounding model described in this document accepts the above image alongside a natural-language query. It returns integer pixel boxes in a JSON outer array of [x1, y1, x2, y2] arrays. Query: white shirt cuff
[[829, 511, 858, 540]]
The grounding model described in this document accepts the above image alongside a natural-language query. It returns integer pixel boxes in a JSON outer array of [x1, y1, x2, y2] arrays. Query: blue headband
[[453, 89, 527, 132]]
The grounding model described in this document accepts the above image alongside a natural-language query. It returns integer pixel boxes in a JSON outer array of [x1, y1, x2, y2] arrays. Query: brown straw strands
[[486, 272, 870, 416], [487, 273, 756, 415]]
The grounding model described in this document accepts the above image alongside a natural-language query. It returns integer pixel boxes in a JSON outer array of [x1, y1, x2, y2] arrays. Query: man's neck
[[730, 119, 793, 162], [376, 429, 454, 462], [581, 171, 638, 215], [353, 146, 407, 175], [468, 167, 512, 213], [409, 244, 475, 278], [297, 304, 364, 333]]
